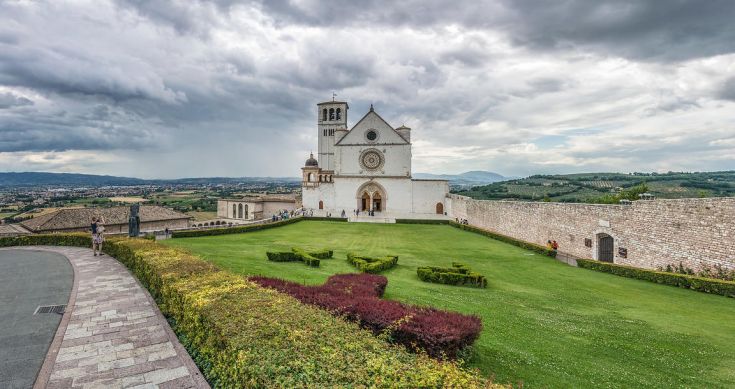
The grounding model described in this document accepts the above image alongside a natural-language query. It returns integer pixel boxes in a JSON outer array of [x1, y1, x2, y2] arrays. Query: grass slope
[[163, 221, 735, 388]]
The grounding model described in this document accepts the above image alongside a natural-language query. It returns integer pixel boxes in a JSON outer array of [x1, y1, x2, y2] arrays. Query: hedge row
[[577, 259, 735, 298], [171, 217, 302, 238], [347, 252, 399, 273], [303, 216, 349, 222], [418, 262, 488, 288], [395, 219, 451, 225], [250, 273, 483, 359], [2, 234, 492, 387], [266, 248, 333, 267], [449, 222, 557, 257]]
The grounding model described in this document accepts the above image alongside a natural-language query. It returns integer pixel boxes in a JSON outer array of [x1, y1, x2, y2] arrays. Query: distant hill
[[0, 172, 300, 187], [414, 171, 512, 187], [454, 171, 735, 203]]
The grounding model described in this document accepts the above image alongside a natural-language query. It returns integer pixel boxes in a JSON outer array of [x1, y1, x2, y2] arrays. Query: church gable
[[336, 109, 409, 145]]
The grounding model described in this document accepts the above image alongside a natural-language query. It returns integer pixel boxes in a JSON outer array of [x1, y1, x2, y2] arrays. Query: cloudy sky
[[1, 0, 734, 178]]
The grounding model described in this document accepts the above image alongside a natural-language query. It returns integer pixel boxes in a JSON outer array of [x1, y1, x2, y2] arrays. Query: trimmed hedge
[[418, 262, 488, 288], [347, 252, 399, 273], [0, 233, 92, 248], [395, 219, 451, 225], [449, 222, 557, 257], [303, 216, 349, 222], [266, 248, 333, 267], [171, 218, 302, 238], [577, 259, 735, 298], [251, 273, 483, 359]]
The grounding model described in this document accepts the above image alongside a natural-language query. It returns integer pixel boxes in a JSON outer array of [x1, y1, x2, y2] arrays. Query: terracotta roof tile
[[21, 205, 191, 232]]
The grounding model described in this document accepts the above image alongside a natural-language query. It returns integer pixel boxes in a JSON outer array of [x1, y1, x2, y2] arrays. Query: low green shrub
[[0, 233, 91, 248], [347, 252, 399, 273], [172, 218, 302, 238], [303, 216, 348, 222], [266, 248, 333, 267], [449, 222, 556, 257], [417, 262, 488, 288], [577, 259, 735, 298], [395, 219, 450, 225]]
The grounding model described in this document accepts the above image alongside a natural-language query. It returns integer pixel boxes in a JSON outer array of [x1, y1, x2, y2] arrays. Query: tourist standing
[[93, 218, 105, 256], [90, 217, 98, 253], [552, 240, 559, 251]]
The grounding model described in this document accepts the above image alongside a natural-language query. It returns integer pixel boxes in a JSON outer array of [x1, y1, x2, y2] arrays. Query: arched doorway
[[436, 202, 444, 214], [319, 200, 324, 210], [372, 192, 382, 212], [361, 192, 370, 211], [238, 203, 243, 219], [597, 233, 614, 263], [232, 204, 237, 218]]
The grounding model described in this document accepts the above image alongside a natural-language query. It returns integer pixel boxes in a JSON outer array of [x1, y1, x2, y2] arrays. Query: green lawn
[[162, 221, 735, 388]]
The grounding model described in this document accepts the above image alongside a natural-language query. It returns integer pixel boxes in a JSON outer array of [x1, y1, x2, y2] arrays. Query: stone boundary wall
[[446, 194, 735, 271]]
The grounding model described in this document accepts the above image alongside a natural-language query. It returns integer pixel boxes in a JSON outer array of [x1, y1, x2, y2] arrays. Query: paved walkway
[[0, 250, 73, 389], [1, 247, 209, 389]]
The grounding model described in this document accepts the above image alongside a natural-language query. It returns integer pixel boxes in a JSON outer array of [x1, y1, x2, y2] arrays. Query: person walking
[[90, 217, 98, 253]]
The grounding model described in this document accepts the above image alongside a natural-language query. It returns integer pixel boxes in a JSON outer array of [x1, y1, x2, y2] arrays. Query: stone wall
[[446, 194, 735, 271]]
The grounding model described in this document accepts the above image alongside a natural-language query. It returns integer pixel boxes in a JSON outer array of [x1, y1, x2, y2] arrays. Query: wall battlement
[[446, 194, 735, 271]]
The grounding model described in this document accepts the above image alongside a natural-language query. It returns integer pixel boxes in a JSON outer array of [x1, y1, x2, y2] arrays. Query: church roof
[[335, 107, 410, 145], [20, 206, 191, 232], [305, 152, 318, 167], [317, 101, 349, 108]]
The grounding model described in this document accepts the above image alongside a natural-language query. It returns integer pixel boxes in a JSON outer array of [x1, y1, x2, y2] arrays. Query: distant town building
[[217, 196, 298, 221], [20, 206, 192, 234]]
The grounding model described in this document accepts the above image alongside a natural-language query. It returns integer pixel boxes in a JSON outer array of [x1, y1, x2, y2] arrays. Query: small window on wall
[[322, 108, 327, 121]]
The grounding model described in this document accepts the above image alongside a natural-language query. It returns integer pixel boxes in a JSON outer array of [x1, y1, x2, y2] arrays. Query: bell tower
[[317, 98, 348, 172]]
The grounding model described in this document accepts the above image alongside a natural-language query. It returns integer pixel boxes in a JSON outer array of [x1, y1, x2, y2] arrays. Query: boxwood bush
[[395, 219, 451, 225], [1, 234, 493, 387], [577, 259, 735, 298], [251, 273, 483, 358], [449, 221, 556, 257], [266, 248, 333, 267], [347, 252, 399, 273], [171, 218, 302, 238], [417, 262, 488, 288]]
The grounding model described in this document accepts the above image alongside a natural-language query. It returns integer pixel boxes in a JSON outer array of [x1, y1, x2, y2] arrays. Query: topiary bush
[[0, 233, 92, 248], [395, 219, 451, 225], [266, 247, 333, 267], [347, 252, 399, 273], [250, 273, 482, 359], [417, 262, 488, 288], [171, 218, 302, 238], [577, 259, 735, 298]]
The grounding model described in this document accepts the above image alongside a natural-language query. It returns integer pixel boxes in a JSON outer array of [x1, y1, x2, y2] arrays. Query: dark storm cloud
[[254, 0, 735, 62], [0, 91, 33, 108]]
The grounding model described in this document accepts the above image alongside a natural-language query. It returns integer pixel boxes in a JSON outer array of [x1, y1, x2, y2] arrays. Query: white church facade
[[302, 100, 449, 218]]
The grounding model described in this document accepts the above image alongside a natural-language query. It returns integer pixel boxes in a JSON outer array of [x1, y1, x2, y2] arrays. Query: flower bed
[[418, 262, 488, 288], [250, 273, 483, 358], [347, 252, 399, 273], [0, 234, 491, 387], [266, 248, 333, 267]]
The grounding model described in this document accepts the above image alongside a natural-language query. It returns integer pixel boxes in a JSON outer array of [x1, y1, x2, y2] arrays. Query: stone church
[[302, 100, 449, 218]]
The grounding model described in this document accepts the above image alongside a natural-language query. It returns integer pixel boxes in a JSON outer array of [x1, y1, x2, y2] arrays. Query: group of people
[[354, 209, 376, 216], [90, 217, 105, 256], [546, 240, 559, 251], [455, 218, 469, 225], [271, 210, 293, 222]]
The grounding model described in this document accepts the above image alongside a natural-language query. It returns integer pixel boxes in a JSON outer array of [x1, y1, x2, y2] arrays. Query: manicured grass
[[163, 221, 735, 388]]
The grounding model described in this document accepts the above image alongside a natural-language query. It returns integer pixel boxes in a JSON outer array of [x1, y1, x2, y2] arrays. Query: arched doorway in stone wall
[[356, 182, 387, 212], [597, 233, 614, 263], [436, 202, 444, 214], [319, 200, 324, 210]]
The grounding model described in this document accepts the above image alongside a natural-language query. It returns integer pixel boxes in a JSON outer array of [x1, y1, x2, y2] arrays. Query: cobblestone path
[[4, 246, 209, 389]]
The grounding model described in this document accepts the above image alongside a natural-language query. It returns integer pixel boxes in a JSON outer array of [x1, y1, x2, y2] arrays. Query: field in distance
[[456, 171, 735, 202], [163, 221, 735, 388]]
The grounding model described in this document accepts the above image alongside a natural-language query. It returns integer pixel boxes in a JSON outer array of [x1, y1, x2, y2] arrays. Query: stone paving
[[4, 246, 209, 389]]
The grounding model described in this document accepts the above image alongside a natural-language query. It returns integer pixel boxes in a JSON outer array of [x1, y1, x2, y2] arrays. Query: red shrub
[[249, 273, 481, 358]]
